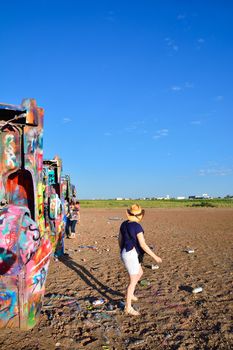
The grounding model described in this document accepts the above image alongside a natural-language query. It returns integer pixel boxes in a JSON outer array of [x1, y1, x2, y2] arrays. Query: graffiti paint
[[43, 158, 65, 257], [0, 99, 77, 329], [0, 99, 52, 330]]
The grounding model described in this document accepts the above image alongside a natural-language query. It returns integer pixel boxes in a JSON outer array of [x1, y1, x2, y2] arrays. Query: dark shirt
[[120, 220, 144, 256]]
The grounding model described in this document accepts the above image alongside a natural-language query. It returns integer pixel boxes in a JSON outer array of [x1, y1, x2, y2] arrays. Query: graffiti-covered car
[[43, 157, 65, 257], [61, 174, 77, 238], [0, 99, 52, 329]]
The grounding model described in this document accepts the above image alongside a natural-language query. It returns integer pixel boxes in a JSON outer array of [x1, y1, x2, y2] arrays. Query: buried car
[[0, 99, 52, 329]]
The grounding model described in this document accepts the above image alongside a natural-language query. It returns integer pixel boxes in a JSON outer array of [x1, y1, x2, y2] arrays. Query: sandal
[[125, 307, 140, 316]]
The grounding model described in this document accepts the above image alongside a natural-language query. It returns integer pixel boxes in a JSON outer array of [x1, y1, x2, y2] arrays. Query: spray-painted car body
[[61, 174, 77, 207], [61, 174, 77, 236], [43, 157, 65, 257], [0, 99, 52, 329]]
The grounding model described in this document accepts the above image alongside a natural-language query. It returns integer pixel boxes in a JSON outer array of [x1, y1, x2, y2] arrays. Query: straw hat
[[126, 204, 145, 222]]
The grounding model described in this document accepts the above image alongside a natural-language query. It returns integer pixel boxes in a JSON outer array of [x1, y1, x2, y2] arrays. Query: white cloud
[[165, 38, 179, 53], [171, 86, 182, 92], [198, 167, 233, 177], [177, 14, 186, 20], [124, 120, 146, 133], [196, 38, 205, 50], [170, 82, 194, 92], [197, 38, 205, 44], [185, 82, 194, 88], [207, 160, 219, 167], [153, 129, 169, 139], [104, 132, 112, 136], [62, 117, 72, 123], [105, 10, 116, 22], [160, 128, 169, 135], [190, 120, 201, 125], [216, 95, 223, 101]]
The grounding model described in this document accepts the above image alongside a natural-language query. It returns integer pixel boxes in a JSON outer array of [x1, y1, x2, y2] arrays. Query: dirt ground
[[0, 208, 232, 350]]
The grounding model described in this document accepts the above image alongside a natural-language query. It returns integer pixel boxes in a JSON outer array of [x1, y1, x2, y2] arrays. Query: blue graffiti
[[32, 267, 47, 292], [0, 290, 17, 321]]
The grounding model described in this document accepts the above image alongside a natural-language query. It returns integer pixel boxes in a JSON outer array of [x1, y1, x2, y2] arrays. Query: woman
[[119, 204, 162, 316], [68, 201, 80, 238]]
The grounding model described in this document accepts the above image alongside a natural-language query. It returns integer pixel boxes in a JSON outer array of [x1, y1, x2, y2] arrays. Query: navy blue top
[[120, 220, 144, 256]]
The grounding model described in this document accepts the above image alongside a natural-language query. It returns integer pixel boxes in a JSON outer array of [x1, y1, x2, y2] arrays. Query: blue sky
[[1, 0, 233, 199]]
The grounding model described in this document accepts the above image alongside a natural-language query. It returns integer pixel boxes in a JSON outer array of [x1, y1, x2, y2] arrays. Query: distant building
[[116, 197, 123, 201], [177, 196, 186, 200], [188, 194, 211, 200]]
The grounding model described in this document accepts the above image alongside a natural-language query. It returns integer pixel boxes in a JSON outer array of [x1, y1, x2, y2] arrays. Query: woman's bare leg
[[125, 266, 143, 315]]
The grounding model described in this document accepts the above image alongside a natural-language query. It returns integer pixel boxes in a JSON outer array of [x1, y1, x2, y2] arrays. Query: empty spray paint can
[[192, 287, 203, 294]]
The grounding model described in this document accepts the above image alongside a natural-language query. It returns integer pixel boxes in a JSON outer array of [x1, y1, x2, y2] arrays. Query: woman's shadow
[[59, 254, 124, 304]]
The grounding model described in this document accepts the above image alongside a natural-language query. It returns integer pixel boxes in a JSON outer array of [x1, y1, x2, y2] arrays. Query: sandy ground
[[0, 208, 232, 350]]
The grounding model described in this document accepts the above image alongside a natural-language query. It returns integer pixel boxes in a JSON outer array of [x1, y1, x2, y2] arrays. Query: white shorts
[[121, 248, 141, 275]]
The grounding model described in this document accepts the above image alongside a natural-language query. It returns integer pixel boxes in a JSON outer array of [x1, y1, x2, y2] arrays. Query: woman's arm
[[137, 232, 162, 264], [118, 231, 122, 249]]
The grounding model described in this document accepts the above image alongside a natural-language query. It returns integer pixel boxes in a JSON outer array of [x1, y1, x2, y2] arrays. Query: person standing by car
[[69, 201, 80, 238]]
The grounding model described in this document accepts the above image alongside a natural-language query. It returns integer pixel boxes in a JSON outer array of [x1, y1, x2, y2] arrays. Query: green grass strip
[[79, 199, 233, 209]]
